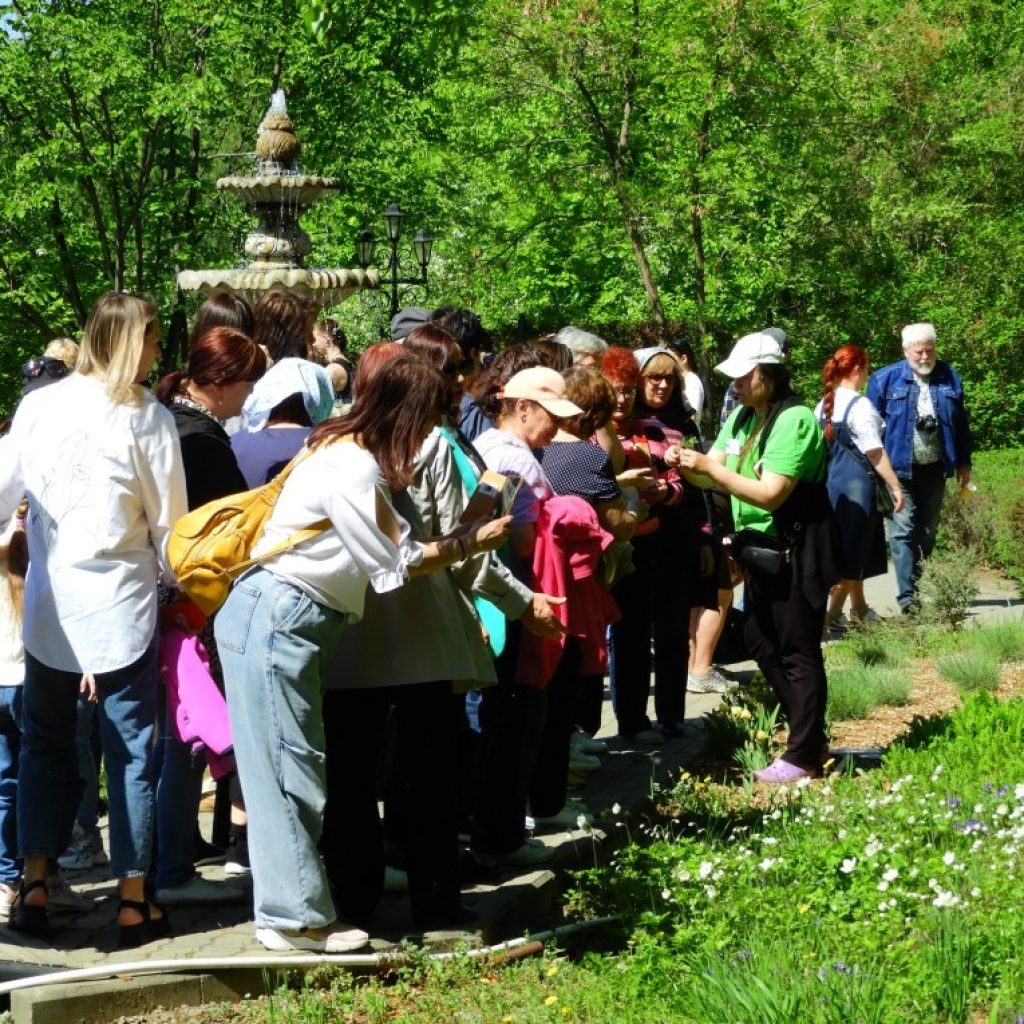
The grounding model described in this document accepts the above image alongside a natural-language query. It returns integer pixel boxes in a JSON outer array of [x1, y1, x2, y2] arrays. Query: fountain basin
[[177, 267, 378, 307]]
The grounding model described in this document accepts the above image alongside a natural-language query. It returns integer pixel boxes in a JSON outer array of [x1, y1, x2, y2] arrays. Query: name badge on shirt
[[726, 438, 741, 457]]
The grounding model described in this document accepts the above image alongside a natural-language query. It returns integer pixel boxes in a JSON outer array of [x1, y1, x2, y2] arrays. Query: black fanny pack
[[727, 529, 791, 577]]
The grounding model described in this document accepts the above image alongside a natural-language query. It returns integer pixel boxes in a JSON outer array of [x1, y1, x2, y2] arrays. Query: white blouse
[[815, 386, 884, 454], [253, 440, 423, 620], [0, 374, 187, 674]]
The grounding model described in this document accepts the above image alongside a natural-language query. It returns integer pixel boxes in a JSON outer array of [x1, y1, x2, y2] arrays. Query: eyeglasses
[[644, 373, 674, 385], [21, 357, 69, 381], [613, 386, 636, 398], [442, 359, 475, 379]]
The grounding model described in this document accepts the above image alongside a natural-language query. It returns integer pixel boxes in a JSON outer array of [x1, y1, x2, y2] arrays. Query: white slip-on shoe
[[256, 922, 370, 953]]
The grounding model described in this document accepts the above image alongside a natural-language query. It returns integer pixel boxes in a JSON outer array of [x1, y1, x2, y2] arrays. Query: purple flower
[[946, 796, 962, 809], [995, 785, 1010, 798], [954, 818, 984, 834], [833, 962, 854, 975], [983, 782, 994, 793]]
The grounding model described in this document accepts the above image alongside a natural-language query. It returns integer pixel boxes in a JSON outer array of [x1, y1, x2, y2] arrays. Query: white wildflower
[[932, 890, 960, 909], [943, 851, 956, 866], [611, 803, 622, 816], [704, 885, 717, 899], [883, 868, 899, 882], [699, 861, 714, 880], [877, 880, 890, 892], [996, 804, 1009, 817], [840, 858, 858, 874], [758, 858, 777, 872]]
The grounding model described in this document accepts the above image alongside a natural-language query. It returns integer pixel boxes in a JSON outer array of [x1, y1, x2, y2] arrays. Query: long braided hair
[[821, 345, 868, 443]]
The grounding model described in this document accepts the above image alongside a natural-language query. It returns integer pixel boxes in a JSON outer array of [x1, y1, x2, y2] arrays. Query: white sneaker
[[58, 824, 109, 871], [534, 805, 594, 830], [570, 732, 608, 754], [0, 881, 18, 921], [256, 923, 370, 953], [568, 750, 602, 772], [46, 872, 97, 911], [851, 608, 883, 625], [687, 667, 736, 694], [156, 875, 246, 906], [473, 838, 554, 868]]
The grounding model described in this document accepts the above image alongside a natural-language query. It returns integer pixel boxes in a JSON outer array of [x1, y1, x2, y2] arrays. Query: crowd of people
[[0, 291, 971, 951]]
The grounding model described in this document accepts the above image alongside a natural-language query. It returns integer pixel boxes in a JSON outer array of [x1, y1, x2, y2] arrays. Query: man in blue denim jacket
[[867, 322, 972, 611]]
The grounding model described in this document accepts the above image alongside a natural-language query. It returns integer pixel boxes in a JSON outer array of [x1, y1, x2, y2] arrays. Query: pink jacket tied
[[159, 629, 235, 778], [517, 495, 621, 689]]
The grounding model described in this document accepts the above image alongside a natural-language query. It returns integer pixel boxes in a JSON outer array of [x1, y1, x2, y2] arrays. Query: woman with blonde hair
[[0, 291, 187, 945]]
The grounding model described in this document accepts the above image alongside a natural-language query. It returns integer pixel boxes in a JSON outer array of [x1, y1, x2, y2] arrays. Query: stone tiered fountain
[[177, 91, 377, 305]]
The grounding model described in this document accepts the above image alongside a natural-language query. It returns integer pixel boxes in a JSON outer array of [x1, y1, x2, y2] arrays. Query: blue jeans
[[215, 568, 345, 931], [154, 686, 205, 889], [0, 686, 23, 885], [18, 639, 159, 878], [888, 462, 946, 609]]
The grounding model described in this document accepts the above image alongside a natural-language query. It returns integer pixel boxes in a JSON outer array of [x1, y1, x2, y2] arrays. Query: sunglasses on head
[[22, 357, 69, 381]]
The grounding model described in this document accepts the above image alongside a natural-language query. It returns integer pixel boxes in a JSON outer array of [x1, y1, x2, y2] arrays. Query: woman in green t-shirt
[[674, 332, 832, 784]]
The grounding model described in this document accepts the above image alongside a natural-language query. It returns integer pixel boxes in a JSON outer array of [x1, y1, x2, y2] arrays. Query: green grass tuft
[[827, 664, 911, 720], [936, 652, 1002, 692]]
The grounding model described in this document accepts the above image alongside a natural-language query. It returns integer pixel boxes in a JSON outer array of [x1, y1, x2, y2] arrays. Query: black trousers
[[471, 622, 546, 855], [529, 639, 583, 819], [321, 679, 459, 926], [609, 530, 690, 734], [743, 565, 828, 770]]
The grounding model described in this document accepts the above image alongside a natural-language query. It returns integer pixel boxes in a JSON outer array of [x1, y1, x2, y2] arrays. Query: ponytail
[[821, 345, 868, 443]]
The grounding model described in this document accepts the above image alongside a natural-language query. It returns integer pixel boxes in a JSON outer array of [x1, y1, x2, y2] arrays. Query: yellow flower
[[546, 965, 559, 977], [561, 1008, 571, 1016], [502, 1017, 515, 1023], [544, 995, 558, 1006], [755, 730, 769, 742], [799, 903, 810, 914]]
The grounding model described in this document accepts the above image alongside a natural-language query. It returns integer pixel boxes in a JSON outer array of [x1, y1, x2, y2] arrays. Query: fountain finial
[[256, 89, 300, 171]]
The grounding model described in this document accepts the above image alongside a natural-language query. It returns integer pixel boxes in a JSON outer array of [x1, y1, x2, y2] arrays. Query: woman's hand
[[461, 515, 512, 556], [521, 593, 568, 639], [890, 484, 905, 514], [677, 447, 712, 476], [79, 672, 98, 704], [617, 466, 656, 490]]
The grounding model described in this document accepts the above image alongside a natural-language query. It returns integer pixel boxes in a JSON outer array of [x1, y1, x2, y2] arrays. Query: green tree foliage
[[1, 0, 1021, 445]]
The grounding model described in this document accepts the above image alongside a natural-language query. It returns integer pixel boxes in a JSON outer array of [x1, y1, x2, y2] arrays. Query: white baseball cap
[[715, 332, 785, 379], [500, 367, 584, 418]]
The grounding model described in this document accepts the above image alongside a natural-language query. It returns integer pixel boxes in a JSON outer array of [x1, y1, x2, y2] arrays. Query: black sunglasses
[[21, 357, 69, 381]]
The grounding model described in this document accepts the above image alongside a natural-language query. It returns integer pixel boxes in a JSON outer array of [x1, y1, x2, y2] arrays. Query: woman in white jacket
[[0, 292, 187, 946]]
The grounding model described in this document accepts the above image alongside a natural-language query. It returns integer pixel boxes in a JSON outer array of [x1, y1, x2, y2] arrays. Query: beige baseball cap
[[500, 367, 584, 418]]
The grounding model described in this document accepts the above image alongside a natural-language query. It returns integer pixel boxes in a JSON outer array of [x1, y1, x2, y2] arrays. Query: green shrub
[[938, 448, 1024, 591], [936, 652, 1001, 692], [918, 546, 981, 630]]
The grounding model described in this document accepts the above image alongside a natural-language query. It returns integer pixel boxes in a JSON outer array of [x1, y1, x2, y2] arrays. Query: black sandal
[[8, 878, 49, 934], [116, 899, 171, 949]]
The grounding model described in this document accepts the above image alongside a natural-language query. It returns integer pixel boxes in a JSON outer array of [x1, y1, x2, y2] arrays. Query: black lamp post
[[355, 203, 434, 320]]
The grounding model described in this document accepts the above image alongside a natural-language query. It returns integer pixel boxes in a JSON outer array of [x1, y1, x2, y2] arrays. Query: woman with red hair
[[601, 347, 694, 743], [814, 345, 903, 627]]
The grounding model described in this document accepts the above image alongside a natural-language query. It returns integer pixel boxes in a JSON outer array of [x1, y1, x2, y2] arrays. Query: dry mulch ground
[[828, 659, 1024, 751]]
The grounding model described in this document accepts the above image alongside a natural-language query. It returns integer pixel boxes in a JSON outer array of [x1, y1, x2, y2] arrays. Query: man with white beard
[[867, 322, 973, 612]]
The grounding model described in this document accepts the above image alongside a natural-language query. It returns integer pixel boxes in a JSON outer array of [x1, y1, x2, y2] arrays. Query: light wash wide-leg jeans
[[215, 567, 344, 932]]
